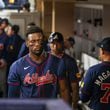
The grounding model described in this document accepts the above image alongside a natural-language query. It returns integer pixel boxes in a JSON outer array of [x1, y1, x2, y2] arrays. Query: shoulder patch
[[76, 73, 81, 78]]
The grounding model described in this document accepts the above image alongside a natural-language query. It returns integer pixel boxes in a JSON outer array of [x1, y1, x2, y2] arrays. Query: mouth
[[33, 46, 41, 50], [33, 46, 43, 52], [33, 48, 41, 53]]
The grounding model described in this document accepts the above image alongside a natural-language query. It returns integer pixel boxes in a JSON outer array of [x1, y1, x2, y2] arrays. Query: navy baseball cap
[[97, 37, 110, 52], [48, 32, 64, 43]]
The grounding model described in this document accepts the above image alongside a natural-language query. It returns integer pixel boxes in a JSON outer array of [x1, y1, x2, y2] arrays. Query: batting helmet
[[48, 32, 64, 43]]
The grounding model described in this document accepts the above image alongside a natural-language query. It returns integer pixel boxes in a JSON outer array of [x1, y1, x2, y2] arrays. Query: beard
[[31, 47, 43, 56]]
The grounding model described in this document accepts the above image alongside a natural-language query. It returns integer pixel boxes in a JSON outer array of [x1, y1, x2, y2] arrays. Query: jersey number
[[100, 83, 110, 103]]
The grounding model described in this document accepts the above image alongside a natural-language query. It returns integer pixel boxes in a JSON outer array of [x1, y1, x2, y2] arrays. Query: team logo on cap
[[100, 44, 104, 48]]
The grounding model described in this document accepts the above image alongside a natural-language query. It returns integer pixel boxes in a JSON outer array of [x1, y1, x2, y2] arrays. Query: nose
[[34, 42, 39, 46], [53, 43, 57, 48], [34, 41, 43, 48]]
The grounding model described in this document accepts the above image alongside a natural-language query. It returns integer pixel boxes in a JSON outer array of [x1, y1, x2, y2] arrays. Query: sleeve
[[79, 68, 93, 102], [57, 59, 67, 80], [66, 58, 79, 81], [8, 62, 21, 98]]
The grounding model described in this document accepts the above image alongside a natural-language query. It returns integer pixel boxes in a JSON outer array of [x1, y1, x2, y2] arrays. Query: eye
[[30, 40, 36, 43], [39, 40, 43, 44], [29, 40, 43, 44]]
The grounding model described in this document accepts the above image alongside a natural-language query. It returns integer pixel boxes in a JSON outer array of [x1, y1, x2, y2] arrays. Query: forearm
[[8, 85, 20, 98], [60, 87, 71, 104], [59, 80, 71, 104], [71, 81, 79, 109]]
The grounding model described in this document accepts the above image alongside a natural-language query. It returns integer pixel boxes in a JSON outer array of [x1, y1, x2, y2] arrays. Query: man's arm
[[71, 81, 79, 109], [8, 62, 20, 98], [59, 79, 71, 104], [8, 85, 20, 98]]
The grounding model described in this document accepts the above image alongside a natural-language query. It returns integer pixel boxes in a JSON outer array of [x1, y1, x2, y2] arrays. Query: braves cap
[[97, 37, 110, 52], [48, 32, 64, 43]]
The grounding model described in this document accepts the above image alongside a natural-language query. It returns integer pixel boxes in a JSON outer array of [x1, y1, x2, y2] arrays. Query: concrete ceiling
[[43, 0, 110, 5], [43, 0, 75, 2]]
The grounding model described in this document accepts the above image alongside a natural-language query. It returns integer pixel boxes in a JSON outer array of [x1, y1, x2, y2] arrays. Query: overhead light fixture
[[9, 0, 15, 4], [76, 0, 88, 1], [77, 19, 82, 23]]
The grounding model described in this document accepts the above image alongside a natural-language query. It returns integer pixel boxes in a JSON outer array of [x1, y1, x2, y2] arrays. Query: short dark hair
[[27, 22, 36, 28], [67, 37, 75, 45], [1, 18, 9, 25], [22, 2, 30, 12], [26, 26, 44, 38], [0, 18, 2, 25], [12, 25, 20, 34]]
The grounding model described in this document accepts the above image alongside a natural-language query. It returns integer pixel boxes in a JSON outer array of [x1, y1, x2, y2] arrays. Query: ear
[[101, 48, 105, 55], [12, 30, 15, 34]]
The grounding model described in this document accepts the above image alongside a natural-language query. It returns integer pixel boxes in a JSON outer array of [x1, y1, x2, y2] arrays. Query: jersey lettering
[[23, 71, 57, 86], [100, 83, 110, 103]]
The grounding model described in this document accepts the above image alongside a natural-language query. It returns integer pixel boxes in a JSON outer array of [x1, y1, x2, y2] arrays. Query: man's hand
[[0, 59, 7, 68]]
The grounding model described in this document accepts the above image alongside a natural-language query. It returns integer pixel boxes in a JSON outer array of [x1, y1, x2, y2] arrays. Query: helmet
[[48, 32, 64, 43]]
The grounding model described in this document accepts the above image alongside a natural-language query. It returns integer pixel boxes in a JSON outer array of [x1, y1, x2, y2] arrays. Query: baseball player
[[48, 32, 80, 110], [8, 26, 70, 102], [80, 37, 110, 110]]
